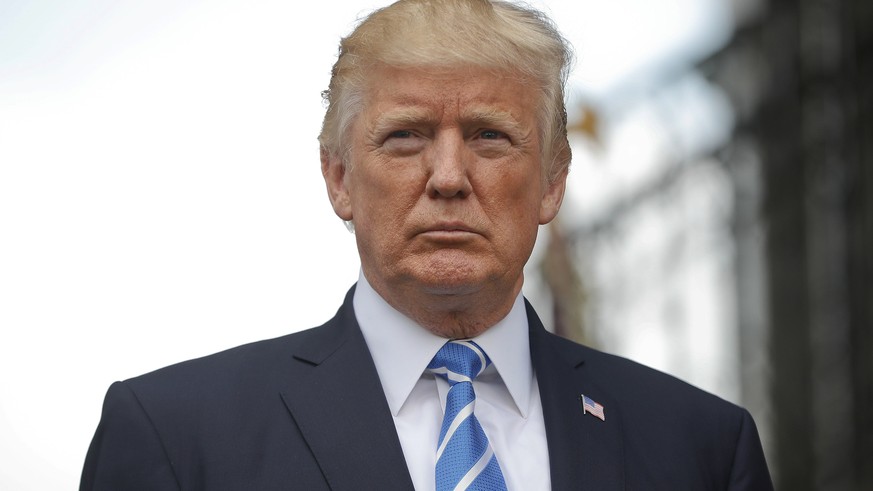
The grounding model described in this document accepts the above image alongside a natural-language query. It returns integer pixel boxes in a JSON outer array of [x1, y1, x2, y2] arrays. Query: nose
[[425, 132, 472, 199]]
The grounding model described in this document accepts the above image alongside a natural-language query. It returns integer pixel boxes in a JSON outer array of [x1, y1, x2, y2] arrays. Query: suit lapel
[[280, 287, 415, 490], [527, 301, 625, 491]]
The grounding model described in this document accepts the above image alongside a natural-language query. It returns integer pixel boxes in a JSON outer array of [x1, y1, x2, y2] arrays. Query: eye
[[479, 129, 508, 140], [469, 128, 513, 157], [388, 130, 413, 139], [382, 129, 425, 155]]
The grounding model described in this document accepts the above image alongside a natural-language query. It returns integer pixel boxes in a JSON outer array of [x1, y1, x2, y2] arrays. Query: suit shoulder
[[124, 286, 359, 393], [123, 320, 339, 401]]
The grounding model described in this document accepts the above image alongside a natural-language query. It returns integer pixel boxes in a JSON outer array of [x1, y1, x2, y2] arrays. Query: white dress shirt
[[354, 271, 551, 491]]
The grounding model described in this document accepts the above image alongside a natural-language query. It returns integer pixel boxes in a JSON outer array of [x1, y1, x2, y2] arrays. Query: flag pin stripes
[[580, 394, 605, 421]]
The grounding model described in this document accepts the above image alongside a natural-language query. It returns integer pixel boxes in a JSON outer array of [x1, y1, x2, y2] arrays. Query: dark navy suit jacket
[[81, 286, 773, 490]]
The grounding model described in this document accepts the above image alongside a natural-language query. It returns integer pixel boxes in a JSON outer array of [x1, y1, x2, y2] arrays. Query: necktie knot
[[427, 340, 491, 386]]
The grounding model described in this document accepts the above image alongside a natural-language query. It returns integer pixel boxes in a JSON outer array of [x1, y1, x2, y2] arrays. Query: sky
[[0, 0, 733, 488]]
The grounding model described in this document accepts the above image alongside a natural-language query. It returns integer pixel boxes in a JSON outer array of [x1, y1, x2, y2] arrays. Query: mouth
[[422, 221, 476, 232], [416, 222, 481, 241]]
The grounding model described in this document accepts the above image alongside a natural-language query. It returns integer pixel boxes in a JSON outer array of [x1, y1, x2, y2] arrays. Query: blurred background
[[0, 0, 870, 489]]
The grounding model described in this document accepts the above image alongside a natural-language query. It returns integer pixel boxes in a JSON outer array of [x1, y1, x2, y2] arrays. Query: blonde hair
[[318, 0, 573, 182]]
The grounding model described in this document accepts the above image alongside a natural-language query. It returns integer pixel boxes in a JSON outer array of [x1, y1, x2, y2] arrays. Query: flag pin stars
[[580, 394, 605, 421]]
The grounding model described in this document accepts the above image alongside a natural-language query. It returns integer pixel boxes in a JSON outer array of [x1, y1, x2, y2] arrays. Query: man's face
[[323, 65, 566, 324]]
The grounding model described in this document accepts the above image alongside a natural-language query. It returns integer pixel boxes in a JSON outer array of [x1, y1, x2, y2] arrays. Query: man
[[81, 0, 774, 490]]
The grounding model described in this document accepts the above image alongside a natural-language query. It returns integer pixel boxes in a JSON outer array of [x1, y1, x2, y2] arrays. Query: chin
[[409, 257, 489, 295], [414, 272, 480, 296]]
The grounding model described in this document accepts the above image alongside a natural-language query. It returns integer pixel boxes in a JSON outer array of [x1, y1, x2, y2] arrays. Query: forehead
[[359, 65, 541, 126]]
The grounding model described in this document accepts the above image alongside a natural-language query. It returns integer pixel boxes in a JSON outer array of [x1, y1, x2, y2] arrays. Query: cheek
[[354, 176, 419, 221], [348, 168, 421, 246], [477, 163, 544, 217]]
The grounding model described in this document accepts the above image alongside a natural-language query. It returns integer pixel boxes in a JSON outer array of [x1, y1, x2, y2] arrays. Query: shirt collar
[[353, 270, 533, 418]]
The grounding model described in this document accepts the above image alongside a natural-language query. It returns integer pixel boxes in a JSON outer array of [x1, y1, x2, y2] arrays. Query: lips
[[415, 221, 482, 242], [419, 221, 478, 234]]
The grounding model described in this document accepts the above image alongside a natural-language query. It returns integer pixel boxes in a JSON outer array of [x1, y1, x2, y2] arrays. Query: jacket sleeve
[[80, 381, 181, 491], [727, 408, 774, 491]]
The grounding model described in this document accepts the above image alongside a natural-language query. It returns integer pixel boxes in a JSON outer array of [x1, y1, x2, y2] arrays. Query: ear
[[321, 146, 353, 221], [538, 169, 567, 225]]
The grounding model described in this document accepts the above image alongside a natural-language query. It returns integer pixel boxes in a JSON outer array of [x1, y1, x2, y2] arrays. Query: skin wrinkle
[[322, 64, 567, 339], [318, 0, 574, 189]]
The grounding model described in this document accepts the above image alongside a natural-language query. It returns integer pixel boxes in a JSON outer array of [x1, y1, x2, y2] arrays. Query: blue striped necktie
[[427, 340, 508, 491]]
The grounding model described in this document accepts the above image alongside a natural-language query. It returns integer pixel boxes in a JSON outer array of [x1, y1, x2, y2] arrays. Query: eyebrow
[[459, 107, 526, 134], [370, 106, 527, 135], [370, 107, 438, 135]]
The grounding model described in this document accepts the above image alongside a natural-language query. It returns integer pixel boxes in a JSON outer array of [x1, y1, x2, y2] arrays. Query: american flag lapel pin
[[580, 394, 606, 421]]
